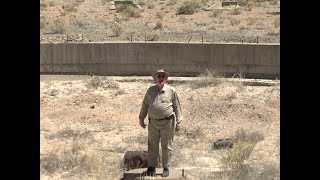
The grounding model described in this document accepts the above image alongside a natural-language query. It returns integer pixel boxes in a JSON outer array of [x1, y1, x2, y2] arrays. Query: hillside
[[40, 0, 280, 43]]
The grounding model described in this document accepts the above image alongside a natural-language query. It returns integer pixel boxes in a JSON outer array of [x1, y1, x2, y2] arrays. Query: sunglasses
[[157, 74, 166, 79]]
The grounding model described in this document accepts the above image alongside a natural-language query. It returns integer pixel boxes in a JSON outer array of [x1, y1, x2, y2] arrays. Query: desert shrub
[[50, 17, 69, 33], [210, 9, 223, 17], [40, 139, 102, 175], [86, 76, 120, 89], [273, 17, 280, 28], [40, 0, 48, 10], [111, 23, 123, 37], [154, 21, 163, 29], [247, 17, 257, 26], [230, 7, 241, 15], [230, 18, 241, 26], [146, 32, 159, 41], [238, 0, 249, 6], [232, 128, 265, 144], [116, 3, 129, 12], [178, 16, 187, 23], [166, 0, 177, 6], [117, 4, 141, 18], [190, 68, 224, 89], [147, 4, 155, 9], [218, 141, 255, 170], [40, 18, 45, 29], [138, 0, 146, 6], [177, 1, 200, 15], [269, 0, 279, 5], [63, 3, 78, 13], [156, 12, 164, 19]]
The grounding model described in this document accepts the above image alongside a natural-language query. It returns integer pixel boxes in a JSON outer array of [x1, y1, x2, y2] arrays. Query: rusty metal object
[[213, 139, 234, 149]]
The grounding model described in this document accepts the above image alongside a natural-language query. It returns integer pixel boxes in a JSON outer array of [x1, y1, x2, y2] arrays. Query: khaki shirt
[[139, 84, 183, 123]]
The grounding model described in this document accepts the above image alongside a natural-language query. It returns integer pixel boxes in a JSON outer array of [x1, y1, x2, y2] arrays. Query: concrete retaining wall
[[40, 42, 280, 79]]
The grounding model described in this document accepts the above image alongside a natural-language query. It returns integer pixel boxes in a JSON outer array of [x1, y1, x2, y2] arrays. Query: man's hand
[[140, 121, 147, 129], [175, 123, 182, 132]]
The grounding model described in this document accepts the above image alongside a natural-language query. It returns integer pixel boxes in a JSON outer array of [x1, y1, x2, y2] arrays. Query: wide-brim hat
[[152, 69, 169, 80]]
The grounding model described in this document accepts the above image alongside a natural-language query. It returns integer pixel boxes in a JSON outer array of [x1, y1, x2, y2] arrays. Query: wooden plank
[[123, 168, 185, 180]]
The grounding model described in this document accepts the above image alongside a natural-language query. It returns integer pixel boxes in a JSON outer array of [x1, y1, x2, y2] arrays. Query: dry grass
[[210, 9, 223, 18], [154, 21, 163, 29], [86, 76, 120, 90], [229, 8, 242, 15], [273, 17, 280, 28], [146, 32, 159, 41], [40, 75, 280, 179], [49, 17, 69, 34], [111, 23, 124, 37], [247, 17, 257, 26], [189, 68, 224, 89], [230, 18, 241, 26], [177, 1, 200, 15]]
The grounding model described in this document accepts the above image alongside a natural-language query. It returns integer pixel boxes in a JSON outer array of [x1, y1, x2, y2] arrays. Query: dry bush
[[247, 17, 257, 26], [273, 17, 280, 28], [123, 133, 148, 144], [115, 89, 126, 96], [73, 19, 86, 28], [154, 21, 163, 29], [255, 163, 280, 179], [146, 32, 159, 41], [217, 141, 255, 170], [40, 18, 45, 29], [147, 4, 155, 9], [230, 7, 242, 15], [177, 1, 200, 15], [62, 3, 78, 13], [137, 0, 146, 6], [230, 18, 241, 26], [178, 16, 187, 23], [210, 9, 223, 18], [190, 68, 224, 89], [86, 76, 120, 89], [50, 17, 69, 34], [40, 0, 48, 10], [166, 0, 177, 6], [101, 0, 106, 5], [238, 0, 249, 6], [111, 23, 124, 37], [232, 128, 265, 144], [269, 0, 279, 5], [156, 11, 164, 19], [40, 138, 108, 177], [117, 4, 141, 18]]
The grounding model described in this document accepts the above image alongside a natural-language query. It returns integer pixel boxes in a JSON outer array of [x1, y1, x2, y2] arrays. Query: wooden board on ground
[[123, 168, 186, 180]]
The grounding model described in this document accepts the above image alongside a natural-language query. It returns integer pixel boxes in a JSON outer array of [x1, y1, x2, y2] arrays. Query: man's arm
[[172, 90, 183, 124], [139, 90, 149, 126]]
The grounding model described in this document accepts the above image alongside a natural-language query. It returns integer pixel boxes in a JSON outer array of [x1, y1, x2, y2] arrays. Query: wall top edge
[[40, 42, 280, 45]]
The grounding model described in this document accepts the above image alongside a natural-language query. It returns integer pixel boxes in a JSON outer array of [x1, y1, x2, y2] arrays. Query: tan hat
[[152, 69, 169, 80]]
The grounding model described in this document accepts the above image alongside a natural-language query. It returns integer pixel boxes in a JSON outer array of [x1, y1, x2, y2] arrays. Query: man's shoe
[[143, 166, 156, 176], [161, 167, 169, 177]]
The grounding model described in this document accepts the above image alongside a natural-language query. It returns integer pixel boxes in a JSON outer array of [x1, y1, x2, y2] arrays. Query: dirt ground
[[40, 0, 280, 43], [40, 75, 280, 179]]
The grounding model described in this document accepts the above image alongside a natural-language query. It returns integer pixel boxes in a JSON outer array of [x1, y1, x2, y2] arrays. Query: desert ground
[[40, 74, 280, 179], [40, 0, 280, 43]]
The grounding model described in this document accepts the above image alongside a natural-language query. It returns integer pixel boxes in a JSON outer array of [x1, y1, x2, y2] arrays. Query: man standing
[[139, 69, 183, 177]]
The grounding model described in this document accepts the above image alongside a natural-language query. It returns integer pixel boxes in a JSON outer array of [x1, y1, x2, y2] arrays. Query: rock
[[90, 103, 96, 109], [49, 89, 59, 96]]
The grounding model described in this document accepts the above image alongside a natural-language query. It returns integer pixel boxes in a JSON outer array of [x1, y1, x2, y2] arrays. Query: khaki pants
[[147, 116, 175, 168]]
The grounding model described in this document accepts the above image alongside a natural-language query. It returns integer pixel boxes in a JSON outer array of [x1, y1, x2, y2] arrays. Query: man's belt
[[151, 114, 173, 120]]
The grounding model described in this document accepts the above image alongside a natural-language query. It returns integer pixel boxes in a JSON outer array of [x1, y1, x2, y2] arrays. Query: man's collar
[[156, 84, 167, 92]]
